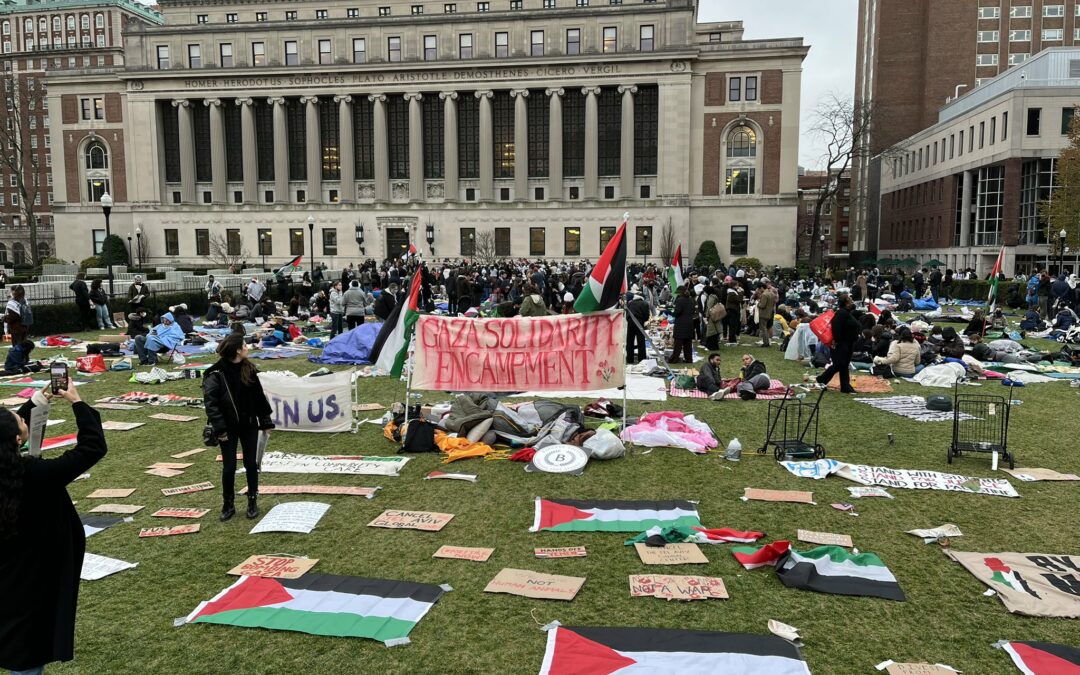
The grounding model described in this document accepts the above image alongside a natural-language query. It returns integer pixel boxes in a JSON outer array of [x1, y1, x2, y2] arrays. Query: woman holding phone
[[0, 381, 106, 675]]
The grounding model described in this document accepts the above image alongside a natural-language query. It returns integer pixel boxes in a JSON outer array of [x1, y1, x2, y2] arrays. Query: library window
[[156, 45, 169, 69], [353, 38, 366, 63], [424, 35, 437, 60], [285, 10, 297, 19], [445, 3, 457, 11], [379, 6, 391, 16], [188, 44, 201, 68], [251, 41, 265, 65], [510, 0, 522, 8], [347, 8, 359, 17], [219, 43, 233, 67], [284, 40, 298, 66], [639, 25, 654, 51], [477, 1, 490, 10], [226, 13, 237, 23], [459, 33, 473, 58], [531, 30, 544, 56], [730, 225, 748, 257], [412, 4, 424, 14], [495, 32, 508, 57], [566, 28, 580, 55], [388, 36, 402, 61], [319, 39, 332, 65], [529, 227, 545, 256], [316, 8, 329, 19], [256, 12, 267, 21], [603, 27, 617, 53]]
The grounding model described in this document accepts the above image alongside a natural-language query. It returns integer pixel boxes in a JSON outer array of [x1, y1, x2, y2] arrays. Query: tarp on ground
[[309, 322, 381, 365]]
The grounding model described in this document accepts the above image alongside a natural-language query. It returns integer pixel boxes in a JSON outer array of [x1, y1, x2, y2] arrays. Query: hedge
[[30, 290, 209, 336], [946, 280, 1023, 302]]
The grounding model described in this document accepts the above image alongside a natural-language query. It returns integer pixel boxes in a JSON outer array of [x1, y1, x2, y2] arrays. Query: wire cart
[[948, 386, 1014, 469], [757, 386, 827, 461]]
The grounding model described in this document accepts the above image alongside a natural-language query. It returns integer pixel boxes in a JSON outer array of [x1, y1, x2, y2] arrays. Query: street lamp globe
[[1061, 229, 1068, 241], [100, 192, 113, 211]]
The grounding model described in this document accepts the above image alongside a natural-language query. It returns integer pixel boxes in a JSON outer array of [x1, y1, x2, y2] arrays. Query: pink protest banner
[[412, 311, 626, 392]]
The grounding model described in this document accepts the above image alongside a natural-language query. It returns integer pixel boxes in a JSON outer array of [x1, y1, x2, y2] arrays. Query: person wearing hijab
[[0, 381, 106, 675], [4, 285, 30, 346], [131, 311, 185, 365]]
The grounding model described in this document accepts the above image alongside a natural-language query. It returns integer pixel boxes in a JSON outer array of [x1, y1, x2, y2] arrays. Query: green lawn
[[30, 327, 1079, 675]]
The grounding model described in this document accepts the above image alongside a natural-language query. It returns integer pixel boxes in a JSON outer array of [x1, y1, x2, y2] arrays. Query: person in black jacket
[[69, 273, 94, 330], [203, 334, 275, 521], [0, 381, 106, 674], [669, 285, 696, 364], [373, 283, 398, 321], [816, 294, 860, 393], [625, 292, 650, 364]]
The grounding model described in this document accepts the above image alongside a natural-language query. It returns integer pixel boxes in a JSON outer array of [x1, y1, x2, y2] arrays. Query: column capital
[[617, 84, 638, 95], [545, 87, 565, 97], [581, 86, 601, 96], [368, 93, 387, 103], [235, 97, 254, 107], [333, 94, 353, 104], [439, 91, 459, 101], [171, 98, 190, 108], [510, 89, 530, 98], [403, 92, 423, 101], [203, 98, 222, 107], [474, 90, 494, 100], [267, 96, 285, 106], [299, 95, 320, 105]]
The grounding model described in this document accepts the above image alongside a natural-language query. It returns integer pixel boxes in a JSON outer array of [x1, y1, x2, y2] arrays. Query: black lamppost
[[819, 234, 826, 270], [1058, 228, 1068, 276], [259, 232, 268, 270], [426, 222, 435, 256], [100, 192, 114, 297], [135, 227, 142, 269], [126, 234, 132, 266], [355, 223, 364, 256], [307, 214, 316, 273]]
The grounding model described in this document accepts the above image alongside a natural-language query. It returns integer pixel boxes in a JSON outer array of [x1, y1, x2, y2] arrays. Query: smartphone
[[50, 363, 69, 395]]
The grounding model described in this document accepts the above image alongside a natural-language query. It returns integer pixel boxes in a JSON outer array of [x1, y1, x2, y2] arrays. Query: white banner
[[258, 370, 353, 433], [258, 451, 410, 477], [837, 464, 1019, 498]]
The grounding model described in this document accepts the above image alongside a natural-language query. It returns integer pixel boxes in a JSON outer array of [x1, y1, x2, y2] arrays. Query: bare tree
[[473, 230, 498, 266], [135, 235, 152, 269], [658, 219, 676, 267], [0, 67, 47, 267], [208, 232, 249, 269]]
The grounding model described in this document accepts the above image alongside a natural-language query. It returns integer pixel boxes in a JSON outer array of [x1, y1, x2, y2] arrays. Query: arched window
[[1, 21, 9, 36], [727, 126, 757, 158], [86, 141, 108, 170], [38, 18, 46, 33], [82, 139, 111, 202], [36, 241, 50, 259], [723, 123, 760, 196], [12, 243, 26, 266], [52, 16, 60, 31], [24, 19, 32, 32], [0, 243, 8, 263], [81, 14, 89, 30], [67, 15, 75, 29], [94, 13, 104, 28]]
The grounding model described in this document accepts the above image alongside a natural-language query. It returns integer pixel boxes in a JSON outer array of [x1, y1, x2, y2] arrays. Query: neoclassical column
[[510, 89, 529, 201], [618, 85, 637, 199], [301, 95, 321, 202], [476, 90, 494, 201], [236, 98, 257, 204], [440, 91, 459, 201], [582, 86, 600, 200], [369, 94, 389, 201], [172, 99, 195, 204], [268, 96, 288, 203], [404, 92, 424, 202], [204, 98, 226, 204], [335, 95, 355, 203], [546, 88, 564, 200]]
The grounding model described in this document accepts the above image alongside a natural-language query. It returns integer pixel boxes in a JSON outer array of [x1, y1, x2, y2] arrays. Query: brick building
[[0, 0, 161, 266], [852, 0, 1080, 262], [878, 48, 1080, 277], [796, 168, 850, 266]]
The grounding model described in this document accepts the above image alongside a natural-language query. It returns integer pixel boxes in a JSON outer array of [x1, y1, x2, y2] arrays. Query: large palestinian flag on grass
[[530, 498, 701, 533], [538, 626, 811, 675], [777, 545, 905, 601], [732, 540, 792, 570], [574, 213, 628, 314], [185, 573, 444, 643], [370, 267, 422, 378], [998, 640, 1080, 674]]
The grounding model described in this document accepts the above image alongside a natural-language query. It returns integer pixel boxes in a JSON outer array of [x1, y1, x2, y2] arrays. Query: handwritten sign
[[837, 464, 1019, 498], [258, 452, 409, 476], [634, 543, 709, 565], [89, 503, 144, 514], [797, 530, 853, 547], [258, 370, 352, 432], [81, 553, 138, 580], [884, 664, 960, 675], [743, 488, 815, 504], [484, 568, 585, 601], [250, 502, 330, 534], [412, 311, 626, 392], [240, 485, 380, 498], [353, 403, 385, 412], [629, 575, 728, 601], [161, 482, 214, 496], [171, 448, 206, 459], [535, 547, 587, 559], [151, 508, 209, 519], [149, 413, 199, 422], [147, 462, 194, 470], [1004, 467, 1080, 482], [139, 524, 200, 538], [87, 488, 136, 499], [96, 403, 142, 411], [368, 510, 454, 532], [227, 555, 319, 579], [433, 545, 494, 562]]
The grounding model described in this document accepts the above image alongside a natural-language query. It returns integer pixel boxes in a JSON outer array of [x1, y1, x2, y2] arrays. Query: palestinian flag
[[43, 433, 78, 452], [81, 514, 125, 538], [401, 242, 417, 260], [275, 255, 302, 278], [732, 541, 792, 570], [370, 268, 422, 378], [530, 497, 700, 533], [574, 213, 628, 314], [997, 640, 1080, 674], [624, 525, 763, 547], [987, 244, 1006, 310], [539, 626, 811, 675], [185, 573, 444, 643], [777, 545, 905, 601], [868, 302, 882, 317], [668, 243, 685, 295]]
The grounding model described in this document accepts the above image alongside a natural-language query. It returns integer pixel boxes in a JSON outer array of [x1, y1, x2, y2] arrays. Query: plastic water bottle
[[725, 438, 742, 462]]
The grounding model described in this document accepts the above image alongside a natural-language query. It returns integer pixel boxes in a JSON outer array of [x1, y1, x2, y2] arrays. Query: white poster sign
[[249, 502, 330, 534], [258, 451, 409, 476], [81, 553, 138, 580], [837, 464, 1019, 498], [28, 401, 50, 457], [258, 370, 353, 433]]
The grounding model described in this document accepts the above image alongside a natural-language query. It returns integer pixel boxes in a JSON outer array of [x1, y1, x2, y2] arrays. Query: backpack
[[708, 299, 727, 322], [19, 302, 32, 327]]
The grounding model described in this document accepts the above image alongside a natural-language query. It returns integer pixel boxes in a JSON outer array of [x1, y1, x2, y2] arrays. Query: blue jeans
[[133, 335, 165, 364], [94, 303, 114, 329], [330, 313, 344, 337], [12, 666, 45, 675]]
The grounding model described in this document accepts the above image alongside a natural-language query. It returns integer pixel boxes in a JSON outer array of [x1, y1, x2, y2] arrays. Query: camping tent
[[309, 322, 381, 365]]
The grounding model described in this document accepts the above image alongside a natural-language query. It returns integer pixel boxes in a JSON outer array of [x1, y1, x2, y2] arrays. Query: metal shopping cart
[[947, 385, 1014, 469], [757, 386, 827, 461]]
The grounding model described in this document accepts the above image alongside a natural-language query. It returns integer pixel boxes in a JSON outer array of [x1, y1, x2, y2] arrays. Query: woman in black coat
[[0, 381, 106, 674], [669, 285, 696, 364], [816, 294, 861, 393], [203, 333, 275, 522]]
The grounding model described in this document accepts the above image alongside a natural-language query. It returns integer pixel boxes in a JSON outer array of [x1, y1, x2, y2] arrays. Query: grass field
[[29, 326, 1079, 675]]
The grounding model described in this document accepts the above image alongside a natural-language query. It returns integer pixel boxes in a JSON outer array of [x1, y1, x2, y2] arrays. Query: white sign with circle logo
[[529, 445, 589, 475]]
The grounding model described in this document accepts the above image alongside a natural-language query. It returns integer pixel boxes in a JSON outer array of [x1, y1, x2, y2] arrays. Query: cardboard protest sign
[[634, 543, 709, 565], [101, 421, 145, 431], [0, 396, 27, 406], [629, 575, 728, 601], [81, 553, 138, 581], [227, 555, 319, 579], [838, 464, 1019, 498], [797, 530, 853, 547], [368, 510, 454, 532], [139, 524, 200, 538], [258, 452, 409, 476], [151, 508, 210, 519], [353, 403, 385, 412], [484, 568, 585, 601], [144, 467, 185, 478], [241, 485, 380, 498], [743, 488, 815, 504], [1003, 467, 1080, 482], [87, 488, 136, 499], [535, 547, 587, 559], [258, 370, 352, 432], [433, 545, 494, 562], [147, 462, 194, 470], [149, 413, 199, 422], [945, 550, 1080, 617], [171, 448, 206, 459], [89, 504, 144, 515], [161, 482, 214, 496], [95, 403, 142, 411], [877, 663, 960, 675], [412, 311, 626, 392], [250, 502, 331, 534], [906, 524, 963, 542], [849, 487, 893, 499]]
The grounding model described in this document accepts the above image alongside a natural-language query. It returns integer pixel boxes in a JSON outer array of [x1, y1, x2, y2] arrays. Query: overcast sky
[[699, 0, 858, 169]]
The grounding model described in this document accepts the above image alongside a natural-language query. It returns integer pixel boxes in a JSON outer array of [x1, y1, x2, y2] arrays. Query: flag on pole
[[370, 268, 422, 378], [401, 243, 417, 261], [987, 245, 1006, 310], [574, 213, 628, 314], [668, 243, 685, 295], [275, 255, 302, 277]]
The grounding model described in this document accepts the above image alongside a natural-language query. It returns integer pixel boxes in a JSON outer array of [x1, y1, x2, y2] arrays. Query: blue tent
[[308, 322, 382, 365]]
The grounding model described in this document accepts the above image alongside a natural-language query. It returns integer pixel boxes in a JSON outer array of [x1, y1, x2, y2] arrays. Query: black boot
[[220, 498, 235, 522], [246, 494, 259, 519]]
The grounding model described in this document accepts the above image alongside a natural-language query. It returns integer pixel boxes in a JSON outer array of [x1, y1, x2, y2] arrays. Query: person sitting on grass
[[710, 354, 771, 400], [131, 312, 184, 365], [695, 353, 724, 399], [873, 326, 920, 377], [3, 340, 39, 375]]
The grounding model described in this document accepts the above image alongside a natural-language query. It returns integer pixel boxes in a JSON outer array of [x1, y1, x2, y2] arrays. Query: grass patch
[[32, 327, 1078, 675]]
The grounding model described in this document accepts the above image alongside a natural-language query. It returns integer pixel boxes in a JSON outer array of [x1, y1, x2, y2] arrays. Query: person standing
[[669, 285, 695, 364], [69, 273, 93, 330], [702, 282, 723, 350], [625, 291, 650, 365], [343, 280, 369, 330], [89, 279, 117, 330], [723, 277, 743, 345], [127, 275, 152, 312], [0, 381, 106, 675], [929, 267, 943, 303], [203, 334, 274, 521], [816, 294, 860, 393], [373, 283, 398, 322], [245, 276, 265, 306], [328, 281, 345, 337], [757, 281, 777, 347], [5, 285, 30, 346]]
